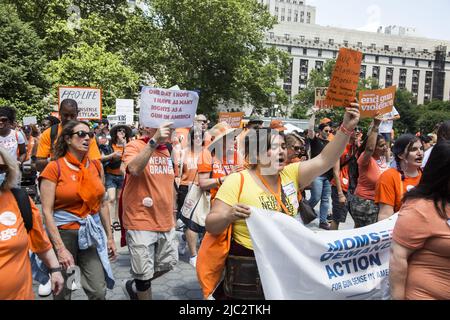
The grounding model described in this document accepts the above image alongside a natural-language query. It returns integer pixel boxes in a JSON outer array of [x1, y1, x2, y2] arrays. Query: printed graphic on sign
[[325, 48, 363, 108], [107, 115, 127, 127], [218, 112, 245, 128], [359, 86, 396, 118], [315, 87, 329, 108], [115, 99, 134, 125], [139, 87, 199, 129], [58, 86, 102, 120]]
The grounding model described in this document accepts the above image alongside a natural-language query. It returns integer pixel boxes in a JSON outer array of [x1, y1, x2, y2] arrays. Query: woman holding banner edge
[[197, 104, 361, 300]]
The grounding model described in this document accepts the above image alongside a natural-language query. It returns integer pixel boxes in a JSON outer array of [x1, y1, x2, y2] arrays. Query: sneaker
[[121, 279, 138, 300], [189, 255, 197, 268], [38, 279, 52, 297], [319, 222, 331, 230], [177, 232, 187, 256]]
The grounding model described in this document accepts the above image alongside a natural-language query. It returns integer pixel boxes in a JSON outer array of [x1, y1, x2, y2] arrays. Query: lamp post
[[269, 92, 276, 118]]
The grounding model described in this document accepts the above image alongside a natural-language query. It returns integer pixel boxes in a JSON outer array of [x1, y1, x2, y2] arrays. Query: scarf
[[65, 151, 102, 214]]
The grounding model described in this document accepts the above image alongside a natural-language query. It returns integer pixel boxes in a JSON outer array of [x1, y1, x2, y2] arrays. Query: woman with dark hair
[[39, 120, 116, 300], [389, 141, 450, 300], [349, 116, 389, 228], [176, 125, 205, 267], [100, 125, 132, 231], [197, 106, 360, 300], [376, 134, 424, 221]]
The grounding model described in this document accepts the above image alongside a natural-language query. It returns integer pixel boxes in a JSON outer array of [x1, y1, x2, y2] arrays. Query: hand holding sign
[[342, 101, 361, 132]]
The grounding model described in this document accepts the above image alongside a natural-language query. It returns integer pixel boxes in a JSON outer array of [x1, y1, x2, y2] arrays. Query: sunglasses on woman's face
[[71, 131, 95, 139], [0, 164, 8, 174], [118, 129, 126, 134]]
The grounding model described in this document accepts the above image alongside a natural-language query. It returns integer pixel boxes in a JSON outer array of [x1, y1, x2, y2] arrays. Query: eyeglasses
[[0, 117, 9, 123], [323, 130, 331, 133], [0, 164, 8, 174], [71, 131, 94, 139], [293, 146, 305, 151]]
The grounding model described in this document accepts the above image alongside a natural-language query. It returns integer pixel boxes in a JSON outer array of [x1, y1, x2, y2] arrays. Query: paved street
[[33, 196, 355, 300]]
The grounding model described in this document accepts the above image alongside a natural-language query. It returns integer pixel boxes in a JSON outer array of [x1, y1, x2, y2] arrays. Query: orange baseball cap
[[270, 120, 287, 132], [320, 118, 332, 125]]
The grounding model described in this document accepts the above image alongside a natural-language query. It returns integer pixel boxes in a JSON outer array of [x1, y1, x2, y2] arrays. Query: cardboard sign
[[58, 86, 102, 120], [325, 48, 363, 108], [23, 116, 37, 126], [139, 87, 199, 128], [218, 112, 245, 128], [315, 87, 328, 108], [359, 86, 397, 118], [107, 114, 127, 127], [115, 99, 134, 125]]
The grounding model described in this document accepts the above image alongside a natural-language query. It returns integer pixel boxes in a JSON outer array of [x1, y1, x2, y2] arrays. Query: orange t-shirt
[[39, 158, 105, 230], [197, 148, 243, 200], [122, 140, 175, 232], [355, 153, 389, 200], [375, 168, 422, 212], [36, 124, 101, 160], [0, 191, 52, 300], [393, 198, 450, 300], [25, 136, 35, 162], [105, 144, 125, 176], [177, 150, 199, 186]]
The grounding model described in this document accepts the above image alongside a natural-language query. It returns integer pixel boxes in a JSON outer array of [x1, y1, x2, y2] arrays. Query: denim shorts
[[105, 173, 124, 190]]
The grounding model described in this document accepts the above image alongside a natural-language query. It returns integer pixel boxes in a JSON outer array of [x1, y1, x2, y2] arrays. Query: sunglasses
[[117, 129, 127, 134], [0, 164, 8, 174], [71, 131, 94, 139], [293, 146, 305, 151], [0, 117, 9, 123]]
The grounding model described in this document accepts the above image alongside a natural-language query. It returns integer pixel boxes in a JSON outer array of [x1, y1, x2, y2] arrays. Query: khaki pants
[[54, 229, 106, 300]]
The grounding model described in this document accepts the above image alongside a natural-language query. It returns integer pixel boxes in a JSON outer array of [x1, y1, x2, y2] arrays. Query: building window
[[314, 37, 320, 44], [372, 66, 380, 79], [287, 16, 291, 21], [375, 56, 379, 63], [402, 58, 406, 66], [428, 61, 432, 68], [398, 46, 403, 52], [399, 69, 407, 89], [300, 35, 305, 42], [389, 57, 393, 64], [285, 33, 290, 40], [371, 43, 376, 49], [415, 60, 419, 67], [385, 67, 394, 87], [281, 16, 285, 21], [329, 39, 334, 45], [425, 71, 433, 95], [423, 49, 429, 53], [357, 42, 363, 48], [360, 65, 367, 79], [411, 48, 415, 53], [315, 60, 324, 71], [299, 59, 309, 89], [275, 6, 279, 13], [318, 49, 322, 57], [333, 51, 337, 58], [303, 48, 307, 55], [343, 40, 348, 47], [384, 45, 390, 51]]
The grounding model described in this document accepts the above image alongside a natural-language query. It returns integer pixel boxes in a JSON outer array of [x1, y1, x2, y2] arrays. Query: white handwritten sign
[[58, 86, 102, 120], [139, 87, 199, 128], [23, 116, 37, 126], [115, 99, 134, 125]]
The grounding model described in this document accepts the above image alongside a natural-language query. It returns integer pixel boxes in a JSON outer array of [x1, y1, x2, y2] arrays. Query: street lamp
[[269, 92, 276, 118]]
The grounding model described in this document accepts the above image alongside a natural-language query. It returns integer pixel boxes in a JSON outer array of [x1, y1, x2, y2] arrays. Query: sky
[[307, 0, 450, 41]]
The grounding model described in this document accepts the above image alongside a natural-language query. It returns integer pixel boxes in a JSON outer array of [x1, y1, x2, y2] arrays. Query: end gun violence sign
[[139, 87, 199, 128], [58, 86, 102, 120], [359, 86, 397, 118], [325, 48, 363, 108], [218, 112, 245, 128]]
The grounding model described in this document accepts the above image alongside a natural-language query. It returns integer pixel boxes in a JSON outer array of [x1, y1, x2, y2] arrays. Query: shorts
[[331, 186, 348, 223], [105, 173, 124, 190], [380, 132, 391, 145], [126, 229, 178, 281], [349, 195, 379, 228]]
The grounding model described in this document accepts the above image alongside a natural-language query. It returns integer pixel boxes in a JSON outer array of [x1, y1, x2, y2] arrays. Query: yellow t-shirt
[[215, 163, 300, 250]]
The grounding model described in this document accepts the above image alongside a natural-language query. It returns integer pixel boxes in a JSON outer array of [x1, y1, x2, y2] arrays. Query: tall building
[[262, 0, 450, 106]]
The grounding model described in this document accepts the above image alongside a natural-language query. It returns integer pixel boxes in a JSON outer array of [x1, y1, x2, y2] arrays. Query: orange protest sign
[[325, 48, 363, 108], [218, 112, 245, 128], [359, 86, 397, 118]]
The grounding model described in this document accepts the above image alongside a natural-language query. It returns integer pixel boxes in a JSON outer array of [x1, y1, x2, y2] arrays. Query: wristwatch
[[49, 267, 62, 274], [148, 138, 158, 148]]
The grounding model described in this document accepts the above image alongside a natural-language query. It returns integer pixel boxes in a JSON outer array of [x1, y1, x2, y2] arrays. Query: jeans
[[307, 176, 331, 224]]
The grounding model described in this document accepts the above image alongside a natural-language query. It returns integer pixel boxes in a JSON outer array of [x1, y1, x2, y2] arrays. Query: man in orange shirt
[[36, 99, 101, 172], [121, 122, 178, 300]]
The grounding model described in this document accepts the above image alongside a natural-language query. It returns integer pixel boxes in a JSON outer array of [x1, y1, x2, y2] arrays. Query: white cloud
[[357, 4, 382, 32]]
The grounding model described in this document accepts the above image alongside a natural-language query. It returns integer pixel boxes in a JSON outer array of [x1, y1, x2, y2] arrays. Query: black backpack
[[11, 188, 33, 233]]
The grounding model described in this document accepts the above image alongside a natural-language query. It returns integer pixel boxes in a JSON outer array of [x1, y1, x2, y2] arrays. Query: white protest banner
[[139, 87, 199, 128], [115, 99, 134, 125], [246, 208, 397, 300], [107, 115, 127, 128], [23, 116, 37, 126], [58, 86, 102, 120]]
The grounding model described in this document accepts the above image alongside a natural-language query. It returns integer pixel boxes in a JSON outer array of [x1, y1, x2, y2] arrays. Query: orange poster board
[[359, 86, 397, 118], [325, 48, 363, 108], [218, 112, 245, 128]]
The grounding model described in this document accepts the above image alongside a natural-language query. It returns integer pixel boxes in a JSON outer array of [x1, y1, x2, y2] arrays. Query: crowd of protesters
[[0, 100, 448, 300]]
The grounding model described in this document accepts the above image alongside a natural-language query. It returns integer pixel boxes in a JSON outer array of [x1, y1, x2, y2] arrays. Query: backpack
[[11, 188, 33, 233], [99, 144, 122, 170]]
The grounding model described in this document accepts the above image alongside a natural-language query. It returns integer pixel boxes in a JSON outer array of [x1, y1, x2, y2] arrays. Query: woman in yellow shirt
[[199, 105, 361, 300]]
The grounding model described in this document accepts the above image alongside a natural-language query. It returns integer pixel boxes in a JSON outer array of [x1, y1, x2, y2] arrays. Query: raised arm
[[359, 116, 382, 167], [298, 105, 360, 190]]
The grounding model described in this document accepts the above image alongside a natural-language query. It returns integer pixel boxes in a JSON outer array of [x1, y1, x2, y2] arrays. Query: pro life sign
[[58, 86, 102, 120]]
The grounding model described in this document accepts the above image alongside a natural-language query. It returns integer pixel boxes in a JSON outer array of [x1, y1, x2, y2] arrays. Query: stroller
[[20, 161, 39, 204]]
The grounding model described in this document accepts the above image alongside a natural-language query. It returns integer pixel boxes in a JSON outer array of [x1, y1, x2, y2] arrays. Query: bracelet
[[339, 125, 354, 137], [49, 267, 62, 274]]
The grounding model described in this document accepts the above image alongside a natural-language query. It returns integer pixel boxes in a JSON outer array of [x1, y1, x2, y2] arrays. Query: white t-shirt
[[421, 145, 433, 169], [0, 129, 26, 159], [379, 107, 400, 134]]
